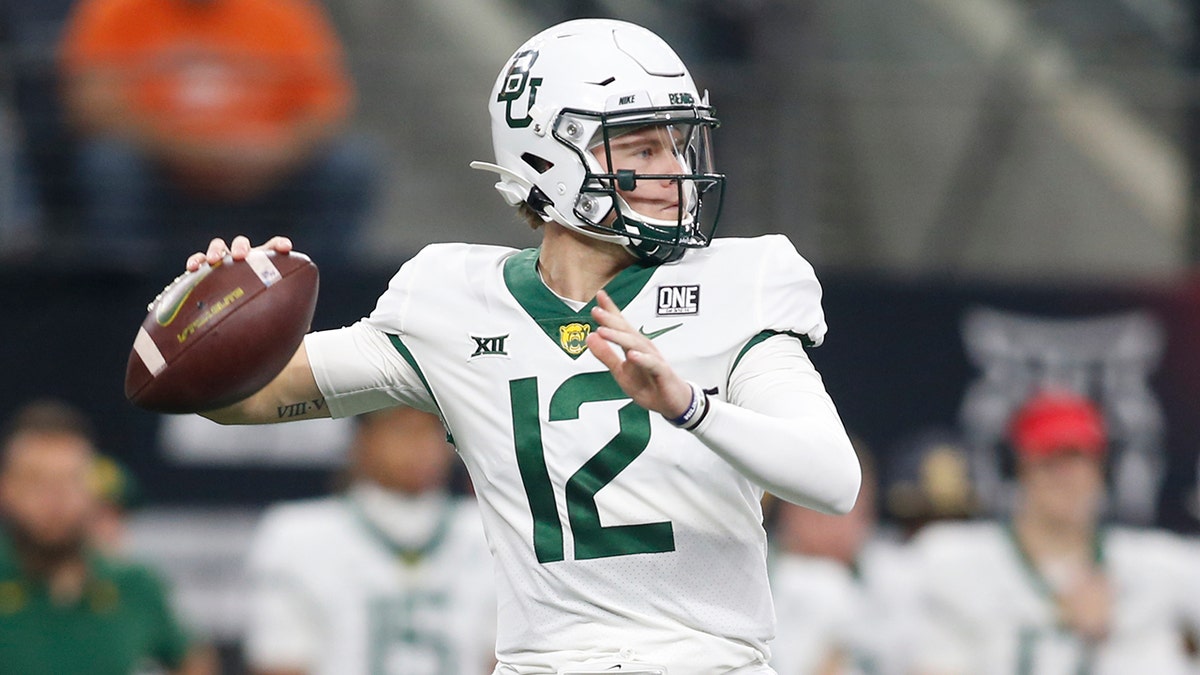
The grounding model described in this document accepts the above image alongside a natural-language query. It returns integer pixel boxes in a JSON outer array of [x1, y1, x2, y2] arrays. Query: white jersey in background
[[770, 536, 921, 675], [304, 235, 843, 674], [770, 555, 857, 675], [912, 521, 1200, 675], [244, 491, 496, 675]]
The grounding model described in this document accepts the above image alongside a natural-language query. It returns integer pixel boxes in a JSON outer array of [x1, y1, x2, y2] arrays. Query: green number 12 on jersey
[[509, 371, 675, 563]]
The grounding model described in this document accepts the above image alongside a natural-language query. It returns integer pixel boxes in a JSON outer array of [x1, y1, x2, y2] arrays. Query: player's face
[[354, 407, 455, 495], [0, 433, 97, 553], [591, 125, 687, 222], [1018, 450, 1104, 528]]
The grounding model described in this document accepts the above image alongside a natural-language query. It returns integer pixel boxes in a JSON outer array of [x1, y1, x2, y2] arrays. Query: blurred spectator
[[244, 406, 496, 675], [882, 428, 979, 541], [769, 443, 920, 675], [0, 399, 214, 675], [87, 453, 143, 556], [59, 0, 374, 262], [912, 388, 1200, 675]]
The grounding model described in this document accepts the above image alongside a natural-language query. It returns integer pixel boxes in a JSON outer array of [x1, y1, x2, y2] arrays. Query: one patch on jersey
[[656, 285, 700, 316], [469, 334, 510, 359], [558, 322, 591, 356]]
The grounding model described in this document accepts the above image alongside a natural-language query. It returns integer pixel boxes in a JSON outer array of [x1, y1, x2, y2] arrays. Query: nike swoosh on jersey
[[639, 323, 683, 340]]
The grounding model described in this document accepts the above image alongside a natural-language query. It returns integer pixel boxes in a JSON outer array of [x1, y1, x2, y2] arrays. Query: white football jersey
[[770, 537, 921, 675], [912, 521, 1200, 675], [244, 495, 496, 675], [305, 235, 830, 674]]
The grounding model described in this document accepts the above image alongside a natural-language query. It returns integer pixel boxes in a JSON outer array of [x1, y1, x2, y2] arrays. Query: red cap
[[1009, 389, 1107, 458]]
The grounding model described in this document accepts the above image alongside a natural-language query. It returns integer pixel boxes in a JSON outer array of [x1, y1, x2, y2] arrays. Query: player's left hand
[[588, 290, 693, 420]]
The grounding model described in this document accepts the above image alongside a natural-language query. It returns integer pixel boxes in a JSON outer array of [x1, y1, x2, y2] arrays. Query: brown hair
[[518, 202, 546, 230], [1, 400, 95, 461]]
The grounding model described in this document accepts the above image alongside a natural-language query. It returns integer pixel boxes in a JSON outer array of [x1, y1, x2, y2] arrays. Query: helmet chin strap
[[613, 194, 695, 232], [543, 204, 629, 244]]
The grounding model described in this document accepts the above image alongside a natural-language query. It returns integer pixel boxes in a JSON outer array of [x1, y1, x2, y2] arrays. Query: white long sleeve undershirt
[[689, 333, 861, 515]]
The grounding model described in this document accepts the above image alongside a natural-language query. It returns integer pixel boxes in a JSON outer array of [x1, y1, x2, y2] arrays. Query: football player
[[244, 406, 495, 675], [185, 19, 860, 674], [912, 389, 1200, 675]]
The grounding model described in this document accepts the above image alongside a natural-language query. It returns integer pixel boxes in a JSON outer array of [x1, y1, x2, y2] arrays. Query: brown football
[[125, 251, 319, 413]]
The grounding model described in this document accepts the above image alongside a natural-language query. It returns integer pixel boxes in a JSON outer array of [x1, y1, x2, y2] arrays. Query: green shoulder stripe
[[729, 329, 815, 378], [386, 334, 455, 445]]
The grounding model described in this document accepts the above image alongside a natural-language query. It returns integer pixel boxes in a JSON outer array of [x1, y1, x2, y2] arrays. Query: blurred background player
[[243, 405, 495, 675], [0, 399, 214, 675], [58, 0, 374, 262], [87, 453, 143, 557], [912, 388, 1200, 675], [769, 443, 920, 675], [881, 428, 978, 542]]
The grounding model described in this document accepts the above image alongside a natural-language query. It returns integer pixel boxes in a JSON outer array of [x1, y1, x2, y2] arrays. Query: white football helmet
[[471, 19, 725, 264]]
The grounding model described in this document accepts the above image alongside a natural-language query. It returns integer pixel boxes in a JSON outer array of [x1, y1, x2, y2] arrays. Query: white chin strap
[[613, 194, 696, 232], [545, 205, 630, 244]]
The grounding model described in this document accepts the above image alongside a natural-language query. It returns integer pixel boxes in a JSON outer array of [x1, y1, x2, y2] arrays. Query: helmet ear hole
[[521, 153, 555, 174]]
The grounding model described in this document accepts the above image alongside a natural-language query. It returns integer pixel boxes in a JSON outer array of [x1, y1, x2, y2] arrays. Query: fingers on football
[[230, 235, 253, 260], [205, 238, 230, 265], [261, 236, 293, 254], [194, 235, 291, 271]]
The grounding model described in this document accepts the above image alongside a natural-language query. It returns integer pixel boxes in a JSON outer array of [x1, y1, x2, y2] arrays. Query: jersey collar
[[0, 527, 123, 613], [502, 247, 657, 359], [348, 492, 457, 566], [1005, 521, 1107, 601]]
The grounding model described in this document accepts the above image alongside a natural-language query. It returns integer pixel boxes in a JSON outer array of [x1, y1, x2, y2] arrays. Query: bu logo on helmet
[[498, 49, 543, 129]]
